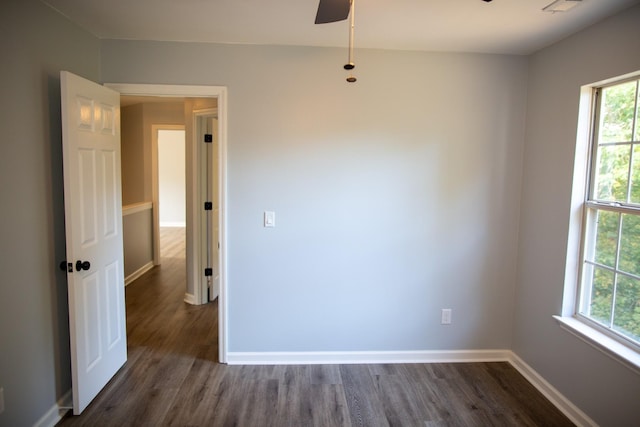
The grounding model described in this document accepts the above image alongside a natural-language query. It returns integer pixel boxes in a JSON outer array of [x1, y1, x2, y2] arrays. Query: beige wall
[[120, 101, 184, 283], [142, 103, 185, 201], [121, 101, 184, 205], [121, 104, 145, 205], [158, 130, 186, 226], [123, 207, 154, 278]]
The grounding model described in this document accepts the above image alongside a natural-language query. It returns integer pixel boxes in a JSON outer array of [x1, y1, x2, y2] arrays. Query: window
[[578, 77, 640, 350]]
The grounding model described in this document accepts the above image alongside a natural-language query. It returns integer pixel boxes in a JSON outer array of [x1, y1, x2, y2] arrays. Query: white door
[[60, 71, 127, 414]]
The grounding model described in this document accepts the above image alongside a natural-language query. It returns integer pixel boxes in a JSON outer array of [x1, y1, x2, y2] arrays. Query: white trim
[[217, 87, 228, 364], [104, 82, 228, 364], [159, 221, 186, 227], [226, 349, 512, 365], [183, 292, 196, 305], [554, 315, 640, 374], [33, 390, 72, 427], [122, 201, 152, 216], [124, 261, 154, 286], [106, 84, 221, 98], [192, 108, 219, 306], [509, 352, 597, 427]]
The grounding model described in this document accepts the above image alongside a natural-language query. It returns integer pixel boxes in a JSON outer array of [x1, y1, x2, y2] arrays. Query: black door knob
[[75, 260, 91, 271]]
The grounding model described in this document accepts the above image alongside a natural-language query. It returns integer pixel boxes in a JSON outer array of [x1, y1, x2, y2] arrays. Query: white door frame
[[106, 83, 228, 364], [193, 109, 220, 304]]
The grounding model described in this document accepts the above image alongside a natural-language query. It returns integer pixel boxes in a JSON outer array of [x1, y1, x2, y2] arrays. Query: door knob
[[60, 261, 72, 273], [75, 260, 91, 271]]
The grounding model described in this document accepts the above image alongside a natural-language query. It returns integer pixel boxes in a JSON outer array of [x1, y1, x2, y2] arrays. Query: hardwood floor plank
[[162, 362, 229, 426], [483, 362, 574, 427], [275, 383, 351, 427], [374, 373, 433, 426], [398, 365, 450, 424], [340, 364, 391, 427], [310, 364, 343, 385]]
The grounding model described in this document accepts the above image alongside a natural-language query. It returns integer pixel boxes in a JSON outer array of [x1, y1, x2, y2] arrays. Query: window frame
[[574, 76, 640, 353]]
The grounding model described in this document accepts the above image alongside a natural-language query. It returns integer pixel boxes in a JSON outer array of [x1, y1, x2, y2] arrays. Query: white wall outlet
[[0, 386, 4, 414], [441, 309, 452, 325], [264, 211, 275, 228]]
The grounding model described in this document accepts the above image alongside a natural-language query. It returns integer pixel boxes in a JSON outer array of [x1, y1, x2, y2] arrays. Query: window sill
[[553, 315, 640, 375]]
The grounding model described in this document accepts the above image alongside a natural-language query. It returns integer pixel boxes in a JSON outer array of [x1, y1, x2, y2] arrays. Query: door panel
[[61, 71, 127, 414]]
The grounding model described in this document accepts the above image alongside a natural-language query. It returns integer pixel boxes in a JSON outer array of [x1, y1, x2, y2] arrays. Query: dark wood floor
[[59, 227, 574, 427]]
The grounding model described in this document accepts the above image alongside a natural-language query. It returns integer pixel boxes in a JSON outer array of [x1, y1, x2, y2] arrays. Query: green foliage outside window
[[584, 79, 640, 343]]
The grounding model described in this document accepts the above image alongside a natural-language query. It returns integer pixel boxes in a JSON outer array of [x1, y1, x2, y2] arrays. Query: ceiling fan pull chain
[[345, 0, 357, 82]]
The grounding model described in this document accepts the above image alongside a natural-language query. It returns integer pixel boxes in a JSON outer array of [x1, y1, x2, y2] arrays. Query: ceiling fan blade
[[315, 0, 351, 24]]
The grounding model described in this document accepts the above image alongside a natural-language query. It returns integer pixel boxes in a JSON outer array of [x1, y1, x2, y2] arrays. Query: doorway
[[156, 127, 187, 293], [111, 83, 228, 363], [152, 125, 187, 266], [157, 129, 186, 229]]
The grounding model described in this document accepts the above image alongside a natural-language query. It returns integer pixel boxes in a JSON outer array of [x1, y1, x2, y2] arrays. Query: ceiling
[[42, 0, 639, 55]]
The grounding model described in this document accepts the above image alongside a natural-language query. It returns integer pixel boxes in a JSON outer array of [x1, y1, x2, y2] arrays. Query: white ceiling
[[43, 0, 639, 55]]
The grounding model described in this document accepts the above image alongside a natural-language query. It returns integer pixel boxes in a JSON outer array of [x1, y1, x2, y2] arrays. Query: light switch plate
[[441, 309, 452, 325], [264, 211, 275, 227]]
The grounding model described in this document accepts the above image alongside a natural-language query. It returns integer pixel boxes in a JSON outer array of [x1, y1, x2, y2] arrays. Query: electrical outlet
[[0, 387, 4, 414], [441, 309, 452, 325]]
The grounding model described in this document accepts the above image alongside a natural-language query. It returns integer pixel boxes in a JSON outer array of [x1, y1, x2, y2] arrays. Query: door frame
[[106, 83, 228, 363], [193, 109, 220, 304]]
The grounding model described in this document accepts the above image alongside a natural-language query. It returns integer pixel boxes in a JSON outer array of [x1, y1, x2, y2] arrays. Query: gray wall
[[102, 41, 528, 352], [514, 5, 640, 426], [0, 1, 100, 426], [1, 0, 639, 425]]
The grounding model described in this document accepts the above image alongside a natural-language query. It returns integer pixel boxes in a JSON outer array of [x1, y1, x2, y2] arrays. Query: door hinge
[[204, 268, 213, 277], [204, 134, 213, 143], [204, 201, 213, 211]]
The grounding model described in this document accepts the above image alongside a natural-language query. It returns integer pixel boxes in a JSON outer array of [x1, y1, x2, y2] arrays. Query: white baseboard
[[183, 292, 196, 305], [226, 349, 511, 365], [33, 390, 72, 427], [124, 261, 154, 286], [508, 353, 597, 427]]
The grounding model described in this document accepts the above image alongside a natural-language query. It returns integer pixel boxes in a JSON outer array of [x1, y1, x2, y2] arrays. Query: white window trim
[[560, 72, 640, 375]]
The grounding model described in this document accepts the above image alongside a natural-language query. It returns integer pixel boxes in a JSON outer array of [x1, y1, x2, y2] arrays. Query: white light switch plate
[[441, 309, 452, 325], [264, 211, 275, 227]]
